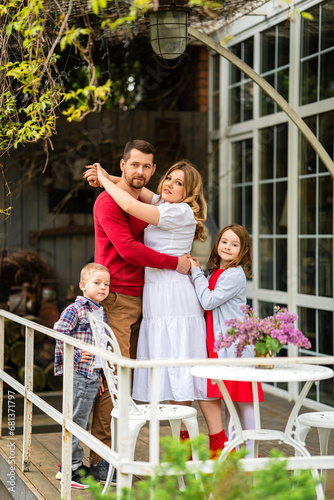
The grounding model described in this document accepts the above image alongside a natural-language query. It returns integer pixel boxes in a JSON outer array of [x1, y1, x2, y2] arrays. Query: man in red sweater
[[85, 140, 190, 480]]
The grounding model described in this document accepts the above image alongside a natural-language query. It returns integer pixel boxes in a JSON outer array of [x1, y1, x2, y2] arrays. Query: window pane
[[319, 377, 334, 407], [319, 176, 333, 234], [245, 186, 253, 234], [299, 177, 316, 234], [277, 23, 290, 67], [321, 1, 334, 51], [232, 143, 242, 184], [232, 187, 242, 224], [245, 139, 253, 182], [320, 51, 334, 101], [319, 238, 333, 297], [243, 82, 253, 121], [298, 307, 316, 352], [277, 68, 289, 102], [230, 45, 241, 84], [319, 111, 334, 173], [276, 181, 288, 235], [259, 128, 274, 180], [302, 5, 319, 57], [261, 26, 276, 72], [260, 184, 273, 234], [276, 123, 288, 178], [230, 87, 241, 124], [244, 39, 254, 67], [258, 301, 276, 318], [276, 238, 287, 291], [299, 238, 316, 295], [319, 309, 333, 355], [299, 116, 317, 175], [300, 57, 318, 105], [260, 73, 275, 116], [259, 239, 273, 289]]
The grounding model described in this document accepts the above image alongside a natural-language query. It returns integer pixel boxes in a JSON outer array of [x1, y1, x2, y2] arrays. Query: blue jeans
[[72, 370, 101, 470]]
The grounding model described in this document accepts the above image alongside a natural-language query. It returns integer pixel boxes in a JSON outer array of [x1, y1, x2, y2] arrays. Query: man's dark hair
[[123, 140, 156, 165]]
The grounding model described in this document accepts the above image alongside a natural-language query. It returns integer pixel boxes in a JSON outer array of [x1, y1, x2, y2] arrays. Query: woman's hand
[[189, 257, 201, 269], [97, 164, 109, 187], [84, 163, 101, 187]]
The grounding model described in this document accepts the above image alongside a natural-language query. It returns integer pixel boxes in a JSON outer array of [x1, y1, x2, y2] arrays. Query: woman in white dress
[[97, 160, 228, 455]]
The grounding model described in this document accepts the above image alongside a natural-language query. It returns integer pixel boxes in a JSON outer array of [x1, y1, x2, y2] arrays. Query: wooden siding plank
[[6, 159, 22, 249], [22, 172, 39, 250]]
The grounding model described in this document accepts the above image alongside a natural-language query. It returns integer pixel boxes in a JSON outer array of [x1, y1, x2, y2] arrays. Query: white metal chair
[[298, 411, 334, 457], [87, 312, 199, 493], [297, 411, 334, 489]]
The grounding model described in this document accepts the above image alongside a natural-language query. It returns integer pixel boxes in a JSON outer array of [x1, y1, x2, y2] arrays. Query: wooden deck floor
[[1, 392, 334, 499]]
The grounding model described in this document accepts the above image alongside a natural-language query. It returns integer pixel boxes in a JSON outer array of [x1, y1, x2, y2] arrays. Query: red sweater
[[94, 191, 178, 296]]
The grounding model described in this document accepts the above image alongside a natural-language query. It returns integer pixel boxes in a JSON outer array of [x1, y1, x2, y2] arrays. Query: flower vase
[[255, 350, 274, 369]]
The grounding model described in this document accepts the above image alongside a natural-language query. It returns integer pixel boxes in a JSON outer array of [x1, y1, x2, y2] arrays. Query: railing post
[[149, 367, 160, 469], [0, 315, 4, 439], [61, 342, 74, 500], [117, 365, 131, 498], [22, 326, 34, 472]]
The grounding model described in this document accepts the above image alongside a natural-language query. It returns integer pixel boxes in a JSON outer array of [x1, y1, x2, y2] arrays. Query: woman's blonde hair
[[156, 161, 207, 241], [207, 224, 253, 277]]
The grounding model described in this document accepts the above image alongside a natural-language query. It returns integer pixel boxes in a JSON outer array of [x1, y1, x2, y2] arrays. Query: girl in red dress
[[190, 224, 264, 458]]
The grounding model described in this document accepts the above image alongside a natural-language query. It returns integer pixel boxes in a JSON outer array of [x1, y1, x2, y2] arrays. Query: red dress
[[205, 269, 264, 402]]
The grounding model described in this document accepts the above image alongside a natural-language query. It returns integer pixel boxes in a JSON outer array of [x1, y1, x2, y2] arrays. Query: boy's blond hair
[[80, 263, 110, 282]]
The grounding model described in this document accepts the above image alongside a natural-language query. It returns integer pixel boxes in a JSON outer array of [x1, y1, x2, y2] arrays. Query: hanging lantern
[[149, 6, 190, 68]]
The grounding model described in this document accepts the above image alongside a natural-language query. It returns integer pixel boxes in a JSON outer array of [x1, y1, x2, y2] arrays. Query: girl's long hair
[[156, 161, 207, 241], [207, 224, 253, 277]]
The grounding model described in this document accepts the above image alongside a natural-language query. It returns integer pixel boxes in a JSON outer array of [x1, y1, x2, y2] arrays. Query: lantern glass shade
[[149, 10, 188, 60]]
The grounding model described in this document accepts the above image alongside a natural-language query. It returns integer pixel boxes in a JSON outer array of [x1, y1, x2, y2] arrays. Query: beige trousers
[[90, 292, 142, 464]]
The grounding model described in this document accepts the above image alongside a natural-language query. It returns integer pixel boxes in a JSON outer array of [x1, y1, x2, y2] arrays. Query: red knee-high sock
[[180, 430, 192, 460], [209, 429, 228, 459], [180, 430, 190, 441]]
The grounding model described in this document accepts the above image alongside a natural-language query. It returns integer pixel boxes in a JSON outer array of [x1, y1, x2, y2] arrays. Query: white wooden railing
[[1, 309, 334, 499]]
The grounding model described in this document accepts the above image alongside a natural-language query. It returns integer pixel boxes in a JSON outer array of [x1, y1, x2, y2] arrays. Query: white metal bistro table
[[191, 364, 333, 459]]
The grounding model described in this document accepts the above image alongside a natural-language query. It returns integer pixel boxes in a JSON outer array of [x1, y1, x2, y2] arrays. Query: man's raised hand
[[176, 254, 191, 275]]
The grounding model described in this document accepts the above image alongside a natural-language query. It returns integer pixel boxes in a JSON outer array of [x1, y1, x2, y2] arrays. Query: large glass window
[[301, 0, 334, 105], [259, 123, 288, 290], [229, 38, 254, 124], [231, 138, 253, 234], [298, 112, 333, 297], [260, 22, 290, 116]]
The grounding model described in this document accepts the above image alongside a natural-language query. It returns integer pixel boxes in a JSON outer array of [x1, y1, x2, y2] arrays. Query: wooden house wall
[[0, 109, 208, 307]]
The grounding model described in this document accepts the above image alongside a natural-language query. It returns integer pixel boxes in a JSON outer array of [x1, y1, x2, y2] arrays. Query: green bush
[[71, 434, 322, 500]]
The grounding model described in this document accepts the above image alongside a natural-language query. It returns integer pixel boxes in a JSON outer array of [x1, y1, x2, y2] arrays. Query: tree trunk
[[18, 365, 46, 392], [45, 362, 63, 391], [34, 338, 55, 369], [4, 319, 23, 345], [9, 341, 25, 366]]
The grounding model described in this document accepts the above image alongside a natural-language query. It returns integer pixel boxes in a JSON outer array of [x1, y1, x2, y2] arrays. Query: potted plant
[[214, 305, 311, 366]]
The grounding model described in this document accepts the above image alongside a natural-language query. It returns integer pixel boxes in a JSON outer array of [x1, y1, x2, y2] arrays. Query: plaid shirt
[[54, 296, 107, 379]]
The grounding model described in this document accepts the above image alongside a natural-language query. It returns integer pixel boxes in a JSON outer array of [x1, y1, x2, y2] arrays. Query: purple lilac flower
[[214, 305, 312, 357]]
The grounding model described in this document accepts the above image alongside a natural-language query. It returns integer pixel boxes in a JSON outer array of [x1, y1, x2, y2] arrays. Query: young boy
[[54, 262, 110, 488]]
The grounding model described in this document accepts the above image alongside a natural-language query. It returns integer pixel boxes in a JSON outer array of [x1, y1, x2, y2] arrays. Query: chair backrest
[[87, 312, 142, 415]]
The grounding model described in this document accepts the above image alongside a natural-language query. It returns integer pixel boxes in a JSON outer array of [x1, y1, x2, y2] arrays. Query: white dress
[[132, 197, 208, 402]]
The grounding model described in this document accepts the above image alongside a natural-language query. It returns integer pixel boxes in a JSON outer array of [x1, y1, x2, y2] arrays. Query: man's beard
[[125, 173, 148, 189]]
